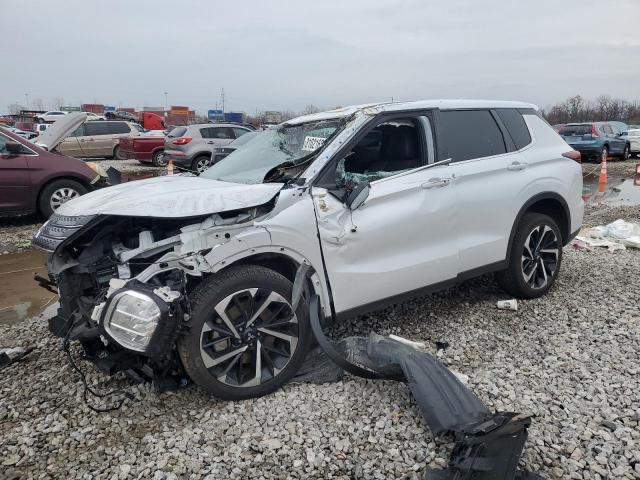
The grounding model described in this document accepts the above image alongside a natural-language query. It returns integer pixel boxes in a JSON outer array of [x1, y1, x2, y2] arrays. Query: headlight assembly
[[101, 287, 181, 355]]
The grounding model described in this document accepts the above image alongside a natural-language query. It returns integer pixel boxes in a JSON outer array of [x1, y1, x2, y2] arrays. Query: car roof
[[285, 99, 538, 125], [188, 123, 249, 128]]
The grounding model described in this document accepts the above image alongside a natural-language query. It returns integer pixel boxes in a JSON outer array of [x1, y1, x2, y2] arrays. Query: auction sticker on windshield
[[302, 136, 327, 152]]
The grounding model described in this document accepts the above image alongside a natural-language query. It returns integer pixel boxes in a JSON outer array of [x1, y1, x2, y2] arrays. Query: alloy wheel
[[196, 157, 211, 173], [200, 288, 299, 388], [521, 225, 559, 289], [50, 187, 80, 211]]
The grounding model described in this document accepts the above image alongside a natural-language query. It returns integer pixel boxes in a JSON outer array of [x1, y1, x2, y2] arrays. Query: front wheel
[[38, 179, 88, 218], [496, 213, 563, 299], [192, 155, 211, 174], [621, 144, 630, 161], [178, 266, 312, 400]]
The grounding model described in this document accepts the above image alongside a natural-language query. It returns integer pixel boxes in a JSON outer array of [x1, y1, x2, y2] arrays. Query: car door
[[312, 113, 459, 314], [57, 125, 86, 158], [0, 133, 31, 212], [108, 121, 136, 156], [442, 108, 533, 274], [609, 124, 626, 154]]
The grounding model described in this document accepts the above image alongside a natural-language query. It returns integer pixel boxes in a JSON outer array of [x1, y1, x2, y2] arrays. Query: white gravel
[[1, 188, 639, 479]]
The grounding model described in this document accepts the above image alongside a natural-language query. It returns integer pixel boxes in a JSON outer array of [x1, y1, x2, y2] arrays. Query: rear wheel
[[496, 213, 562, 299], [38, 179, 88, 218], [178, 266, 311, 400], [113, 145, 125, 160], [151, 150, 167, 167], [192, 155, 211, 174]]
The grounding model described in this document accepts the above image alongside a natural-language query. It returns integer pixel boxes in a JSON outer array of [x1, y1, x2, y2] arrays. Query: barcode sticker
[[301, 136, 326, 152]]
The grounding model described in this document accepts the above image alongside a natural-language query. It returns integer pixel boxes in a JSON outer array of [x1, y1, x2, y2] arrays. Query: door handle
[[507, 161, 527, 171], [422, 177, 451, 189]]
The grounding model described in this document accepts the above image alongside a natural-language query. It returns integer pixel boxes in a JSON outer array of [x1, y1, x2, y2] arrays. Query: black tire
[[113, 145, 127, 160], [191, 155, 211, 174], [178, 265, 312, 400], [621, 144, 630, 161], [596, 145, 608, 164], [151, 150, 167, 167], [496, 213, 563, 299], [38, 179, 88, 218]]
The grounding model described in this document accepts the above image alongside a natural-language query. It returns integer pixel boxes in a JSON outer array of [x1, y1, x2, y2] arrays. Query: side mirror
[[5, 141, 22, 155], [345, 182, 370, 210]]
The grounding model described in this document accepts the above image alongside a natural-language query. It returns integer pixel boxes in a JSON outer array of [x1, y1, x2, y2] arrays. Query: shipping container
[[81, 104, 105, 114], [224, 112, 245, 124], [119, 107, 136, 113], [171, 105, 189, 113]]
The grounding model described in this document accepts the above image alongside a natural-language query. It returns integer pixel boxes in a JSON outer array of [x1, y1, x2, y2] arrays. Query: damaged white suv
[[35, 100, 583, 399]]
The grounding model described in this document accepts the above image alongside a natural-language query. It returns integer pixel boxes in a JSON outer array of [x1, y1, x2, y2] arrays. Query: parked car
[[164, 123, 252, 173], [85, 112, 106, 121], [51, 119, 141, 159], [211, 131, 260, 164], [34, 100, 583, 400], [34, 123, 50, 136], [105, 110, 138, 122], [36, 111, 68, 123], [5, 126, 37, 140], [558, 122, 631, 162], [119, 135, 166, 166], [627, 129, 640, 157], [0, 122, 106, 217]]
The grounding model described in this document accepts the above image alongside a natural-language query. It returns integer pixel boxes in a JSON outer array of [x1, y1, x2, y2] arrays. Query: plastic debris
[[0, 346, 35, 370], [496, 299, 518, 311], [572, 219, 640, 251]]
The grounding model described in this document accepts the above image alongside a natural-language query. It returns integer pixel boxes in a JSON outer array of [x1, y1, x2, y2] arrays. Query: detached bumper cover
[[309, 295, 543, 479]]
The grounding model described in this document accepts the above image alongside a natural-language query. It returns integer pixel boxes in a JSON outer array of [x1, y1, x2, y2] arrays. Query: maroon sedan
[[0, 122, 105, 218]]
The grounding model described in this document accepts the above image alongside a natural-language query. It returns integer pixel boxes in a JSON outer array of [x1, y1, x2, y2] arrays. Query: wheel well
[[228, 253, 299, 284], [522, 198, 569, 242], [36, 176, 91, 215]]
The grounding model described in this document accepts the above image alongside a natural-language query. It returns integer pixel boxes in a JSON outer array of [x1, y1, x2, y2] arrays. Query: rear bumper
[[568, 145, 601, 157], [163, 151, 192, 167]]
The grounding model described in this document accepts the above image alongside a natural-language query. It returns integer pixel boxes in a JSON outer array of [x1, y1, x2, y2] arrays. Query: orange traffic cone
[[597, 154, 607, 193], [167, 159, 174, 175]]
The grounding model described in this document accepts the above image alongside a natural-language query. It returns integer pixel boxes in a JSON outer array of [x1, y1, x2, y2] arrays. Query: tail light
[[591, 124, 599, 137], [172, 137, 192, 145], [562, 151, 581, 163]]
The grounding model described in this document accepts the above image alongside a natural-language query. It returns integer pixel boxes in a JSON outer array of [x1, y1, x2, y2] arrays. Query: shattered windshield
[[201, 119, 343, 184]]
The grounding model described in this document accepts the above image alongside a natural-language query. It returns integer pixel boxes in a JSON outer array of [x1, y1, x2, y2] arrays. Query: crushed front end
[[33, 209, 266, 390]]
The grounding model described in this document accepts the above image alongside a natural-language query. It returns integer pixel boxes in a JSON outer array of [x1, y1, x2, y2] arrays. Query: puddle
[[0, 250, 55, 325], [582, 173, 640, 206]]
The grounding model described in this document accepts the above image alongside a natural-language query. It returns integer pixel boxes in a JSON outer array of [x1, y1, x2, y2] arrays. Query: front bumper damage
[[308, 295, 543, 480]]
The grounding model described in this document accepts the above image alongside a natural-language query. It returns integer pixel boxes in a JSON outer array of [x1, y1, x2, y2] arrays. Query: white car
[[85, 112, 106, 121], [626, 129, 640, 157], [34, 99, 583, 399], [35, 111, 68, 123]]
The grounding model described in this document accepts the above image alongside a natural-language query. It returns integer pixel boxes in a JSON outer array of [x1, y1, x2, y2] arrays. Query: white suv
[[34, 100, 583, 399]]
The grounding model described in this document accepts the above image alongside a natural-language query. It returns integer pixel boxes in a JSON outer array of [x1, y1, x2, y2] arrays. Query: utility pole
[[164, 92, 168, 111], [24, 93, 29, 108], [221, 88, 225, 113]]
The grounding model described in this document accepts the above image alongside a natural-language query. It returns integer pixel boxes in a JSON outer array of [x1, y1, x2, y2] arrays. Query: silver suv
[[35, 100, 583, 400], [164, 123, 252, 173]]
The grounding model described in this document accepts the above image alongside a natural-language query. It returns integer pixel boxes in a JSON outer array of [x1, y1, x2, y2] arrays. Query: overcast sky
[[1, 0, 639, 115]]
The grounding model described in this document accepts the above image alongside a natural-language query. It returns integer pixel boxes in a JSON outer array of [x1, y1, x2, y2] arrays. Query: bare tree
[[7, 103, 23, 115], [53, 97, 65, 109]]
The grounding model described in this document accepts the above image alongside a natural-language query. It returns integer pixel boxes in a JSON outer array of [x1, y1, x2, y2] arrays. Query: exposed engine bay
[[35, 201, 276, 390]]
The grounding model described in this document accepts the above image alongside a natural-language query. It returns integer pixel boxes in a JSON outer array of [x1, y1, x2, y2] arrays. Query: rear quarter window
[[495, 108, 532, 150], [438, 110, 507, 162], [168, 127, 187, 138]]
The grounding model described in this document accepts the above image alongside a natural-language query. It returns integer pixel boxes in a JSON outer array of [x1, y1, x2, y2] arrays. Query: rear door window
[[438, 110, 507, 162], [84, 122, 110, 136], [211, 127, 234, 139], [495, 109, 532, 150], [108, 122, 132, 134]]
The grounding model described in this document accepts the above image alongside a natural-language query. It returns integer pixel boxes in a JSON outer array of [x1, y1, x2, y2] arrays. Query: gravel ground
[[1, 163, 639, 479]]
